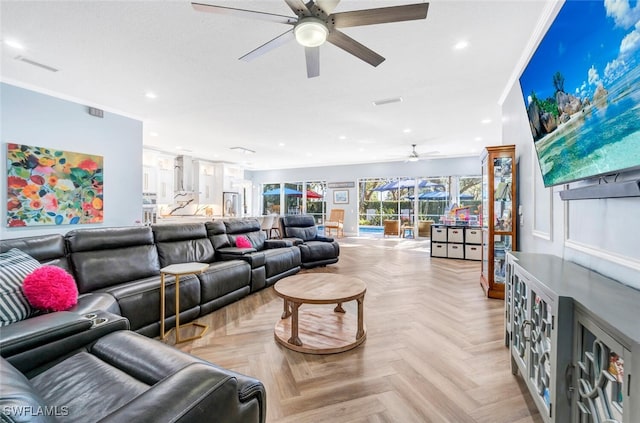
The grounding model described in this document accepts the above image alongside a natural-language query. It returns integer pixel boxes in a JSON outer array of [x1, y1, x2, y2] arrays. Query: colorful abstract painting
[[6, 143, 103, 227]]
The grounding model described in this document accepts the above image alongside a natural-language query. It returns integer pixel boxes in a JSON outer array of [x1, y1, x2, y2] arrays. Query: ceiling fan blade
[[326, 30, 385, 67], [284, 0, 312, 17], [330, 3, 429, 28], [312, 0, 341, 17], [191, 2, 297, 25], [239, 29, 295, 62], [305, 47, 320, 78]]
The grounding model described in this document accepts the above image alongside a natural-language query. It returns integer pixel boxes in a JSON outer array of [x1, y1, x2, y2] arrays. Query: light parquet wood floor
[[177, 237, 542, 423]]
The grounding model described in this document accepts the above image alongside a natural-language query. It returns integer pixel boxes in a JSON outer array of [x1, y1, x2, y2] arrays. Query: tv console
[[505, 251, 640, 423]]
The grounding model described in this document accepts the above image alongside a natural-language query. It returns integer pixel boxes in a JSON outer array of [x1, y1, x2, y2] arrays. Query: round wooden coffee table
[[273, 273, 366, 354]]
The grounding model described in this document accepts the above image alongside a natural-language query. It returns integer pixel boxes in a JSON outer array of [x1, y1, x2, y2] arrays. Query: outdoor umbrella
[[263, 187, 302, 196], [417, 191, 474, 199], [305, 190, 323, 199], [374, 180, 446, 191]]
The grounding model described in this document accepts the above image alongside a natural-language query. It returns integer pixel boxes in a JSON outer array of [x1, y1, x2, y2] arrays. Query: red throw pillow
[[22, 266, 78, 312], [235, 236, 252, 249]]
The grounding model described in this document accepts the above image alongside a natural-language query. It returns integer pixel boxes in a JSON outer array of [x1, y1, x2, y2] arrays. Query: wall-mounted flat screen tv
[[520, 0, 640, 187]]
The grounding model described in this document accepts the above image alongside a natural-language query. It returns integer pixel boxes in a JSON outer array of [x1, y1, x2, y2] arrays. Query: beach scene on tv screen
[[519, 0, 640, 187]]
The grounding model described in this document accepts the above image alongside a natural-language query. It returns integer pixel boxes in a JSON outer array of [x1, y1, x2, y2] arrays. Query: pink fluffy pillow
[[235, 236, 252, 249], [22, 266, 78, 312]]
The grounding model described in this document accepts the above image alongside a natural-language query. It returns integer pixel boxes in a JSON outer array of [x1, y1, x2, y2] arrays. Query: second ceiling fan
[[192, 0, 429, 78]]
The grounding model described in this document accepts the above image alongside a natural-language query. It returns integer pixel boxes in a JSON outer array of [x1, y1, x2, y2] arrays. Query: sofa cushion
[[0, 249, 40, 326], [280, 215, 318, 241], [223, 218, 266, 250], [0, 234, 70, 273], [66, 227, 161, 294], [199, 261, 251, 305], [0, 357, 55, 423], [205, 220, 231, 250], [152, 223, 215, 268], [30, 352, 149, 423], [263, 248, 301, 278], [101, 274, 200, 332]]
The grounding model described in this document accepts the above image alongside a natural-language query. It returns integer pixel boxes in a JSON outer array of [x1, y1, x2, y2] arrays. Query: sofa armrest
[[0, 311, 93, 358], [8, 311, 129, 375], [217, 248, 265, 269], [282, 237, 304, 246], [98, 363, 266, 423], [217, 247, 257, 255], [313, 235, 334, 242], [264, 239, 293, 248]]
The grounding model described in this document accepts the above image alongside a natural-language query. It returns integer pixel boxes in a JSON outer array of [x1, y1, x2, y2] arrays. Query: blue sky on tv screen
[[520, 0, 640, 103]]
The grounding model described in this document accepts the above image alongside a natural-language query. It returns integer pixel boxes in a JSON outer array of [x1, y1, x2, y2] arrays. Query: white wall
[[1, 83, 143, 240], [501, 69, 640, 289], [248, 156, 481, 235]]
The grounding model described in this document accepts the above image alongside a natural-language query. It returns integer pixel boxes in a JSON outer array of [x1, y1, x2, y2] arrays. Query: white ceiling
[[0, 0, 547, 171]]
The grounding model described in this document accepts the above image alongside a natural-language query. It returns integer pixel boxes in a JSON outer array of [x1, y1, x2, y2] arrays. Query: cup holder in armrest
[[92, 317, 109, 327], [84, 313, 98, 320]]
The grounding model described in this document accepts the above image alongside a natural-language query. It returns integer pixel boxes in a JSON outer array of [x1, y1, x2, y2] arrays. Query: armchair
[[383, 220, 399, 237], [280, 215, 339, 268], [0, 330, 266, 423], [324, 209, 345, 238]]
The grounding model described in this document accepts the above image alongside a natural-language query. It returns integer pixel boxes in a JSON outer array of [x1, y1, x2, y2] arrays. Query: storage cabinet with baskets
[[430, 224, 481, 260]]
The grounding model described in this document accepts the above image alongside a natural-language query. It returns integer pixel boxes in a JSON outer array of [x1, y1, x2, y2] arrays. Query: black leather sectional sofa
[[0, 216, 340, 422]]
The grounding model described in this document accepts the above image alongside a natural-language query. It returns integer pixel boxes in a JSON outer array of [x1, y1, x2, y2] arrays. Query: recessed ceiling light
[[454, 40, 468, 50], [5, 39, 24, 50], [481, 119, 492, 124], [278, 142, 285, 147], [145, 92, 157, 99], [403, 128, 412, 134], [149, 132, 159, 137], [338, 135, 347, 140]]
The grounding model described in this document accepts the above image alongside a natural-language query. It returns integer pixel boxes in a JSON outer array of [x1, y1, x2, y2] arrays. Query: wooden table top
[[274, 273, 366, 304]]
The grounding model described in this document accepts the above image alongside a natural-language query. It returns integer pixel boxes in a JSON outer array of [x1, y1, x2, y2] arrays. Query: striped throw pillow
[[0, 248, 41, 326]]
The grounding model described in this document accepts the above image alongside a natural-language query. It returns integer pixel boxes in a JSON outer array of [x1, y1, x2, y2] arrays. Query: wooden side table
[[160, 262, 209, 344], [401, 224, 414, 238]]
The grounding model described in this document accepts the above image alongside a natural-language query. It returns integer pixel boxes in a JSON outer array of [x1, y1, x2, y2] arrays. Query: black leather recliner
[[0, 330, 266, 423], [279, 215, 340, 268], [206, 219, 301, 292]]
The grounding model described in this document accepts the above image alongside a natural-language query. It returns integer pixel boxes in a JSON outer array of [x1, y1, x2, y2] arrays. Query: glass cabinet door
[[482, 230, 489, 278], [493, 156, 513, 233], [575, 317, 626, 423], [494, 234, 512, 284]]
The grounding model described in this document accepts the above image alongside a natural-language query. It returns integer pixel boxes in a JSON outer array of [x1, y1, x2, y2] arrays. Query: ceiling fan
[[405, 144, 439, 162], [191, 0, 429, 78]]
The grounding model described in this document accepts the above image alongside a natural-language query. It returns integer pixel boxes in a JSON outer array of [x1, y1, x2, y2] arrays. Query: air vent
[[14, 56, 59, 72], [373, 97, 403, 106]]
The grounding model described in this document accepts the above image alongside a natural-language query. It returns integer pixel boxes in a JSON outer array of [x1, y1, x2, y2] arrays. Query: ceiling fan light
[[294, 19, 328, 47], [408, 156, 419, 162]]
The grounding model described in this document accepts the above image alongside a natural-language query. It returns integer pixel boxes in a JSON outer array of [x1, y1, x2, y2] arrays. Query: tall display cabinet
[[480, 145, 516, 299]]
